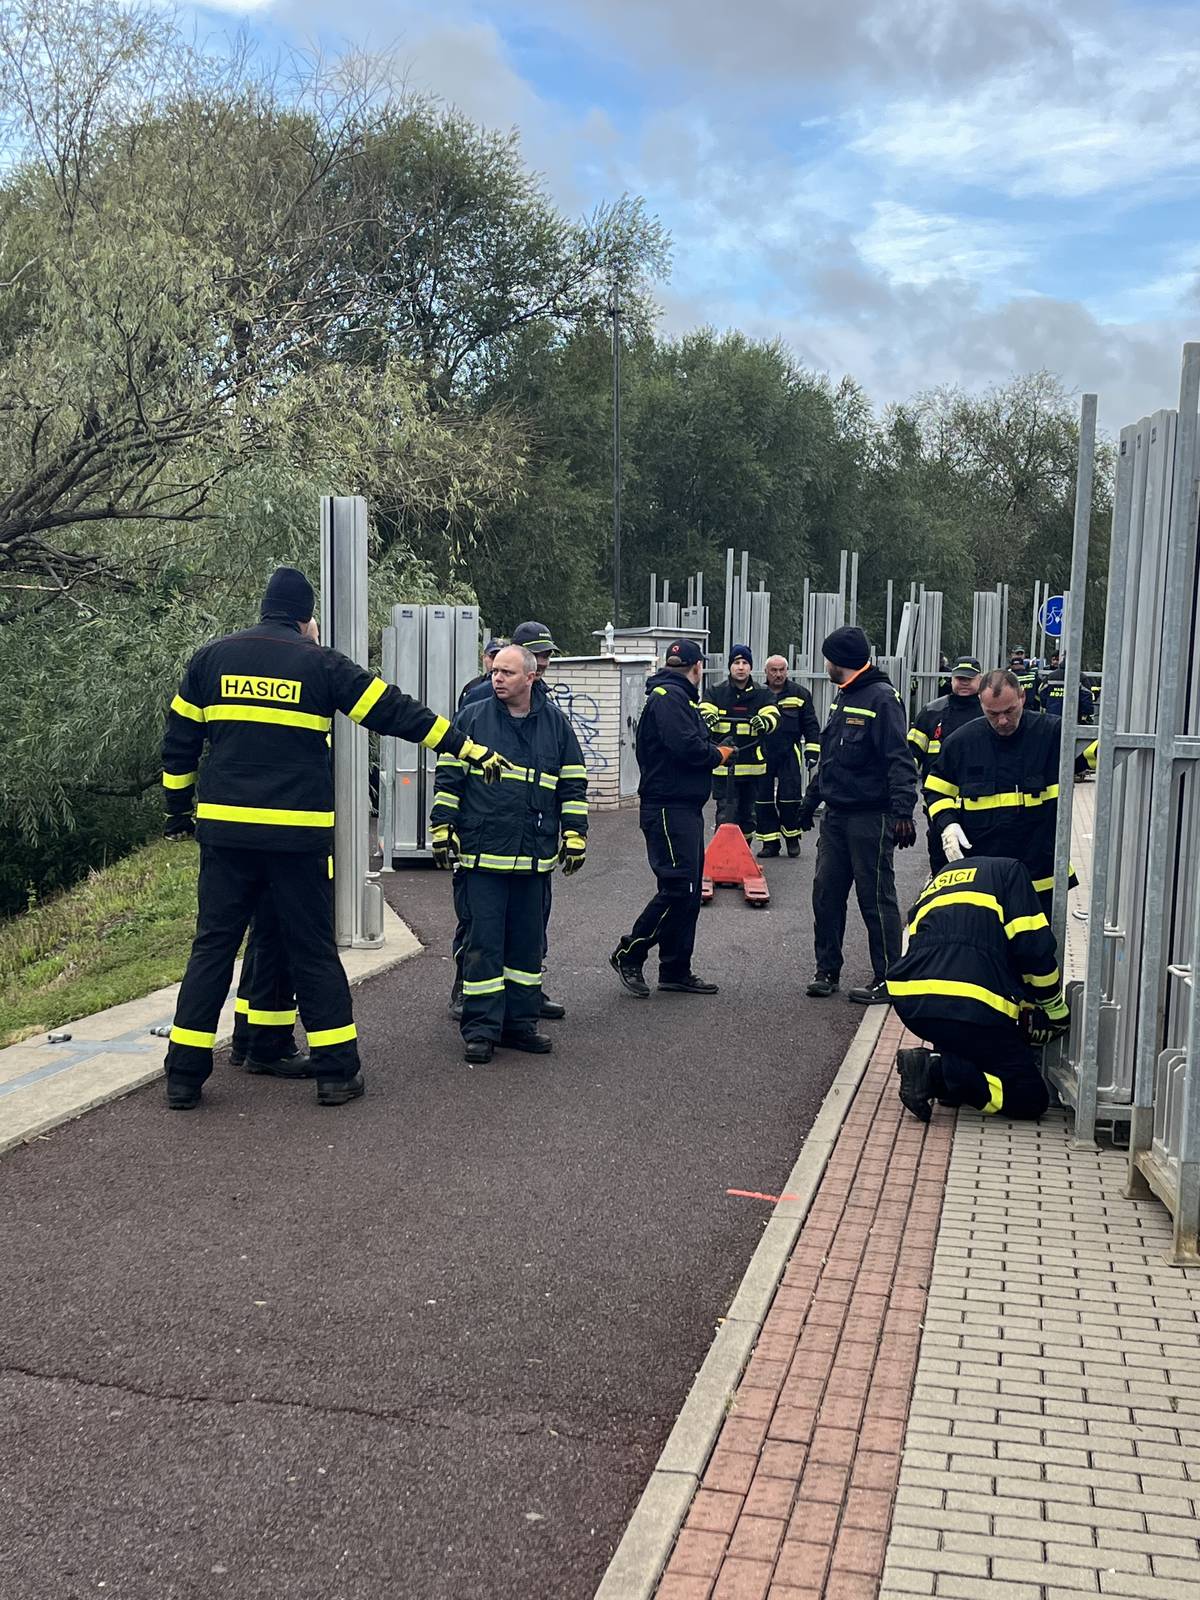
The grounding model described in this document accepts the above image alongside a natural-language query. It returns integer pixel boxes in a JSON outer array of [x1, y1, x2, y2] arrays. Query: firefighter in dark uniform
[[457, 637, 505, 709], [227, 905, 310, 1077], [924, 668, 1097, 918], [798, 626, 918, 1004], [1038, 657, 1095, 723], [449, 620, 568, 1023], [161, 567, 510, 1109], [610, 640, 734, 998], [759, 654, 821, 858], [1008, 647, 1040, 702], [887, 855, 1071, 1122], [430, 644, 588, 1064], [908, 655, 984, 875], [698, 645, 779, 839]]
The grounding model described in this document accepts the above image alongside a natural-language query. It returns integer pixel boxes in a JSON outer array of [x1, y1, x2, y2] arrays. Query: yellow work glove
[[558, 830, 587, 875], [459, 739, 513, 783], [431, 824, 459, 869]]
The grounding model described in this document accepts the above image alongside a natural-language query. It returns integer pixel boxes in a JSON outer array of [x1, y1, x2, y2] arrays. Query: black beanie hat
[[729, 643, 753, 667], [821, 625, 870, 669], [261, 566, 315, 624]]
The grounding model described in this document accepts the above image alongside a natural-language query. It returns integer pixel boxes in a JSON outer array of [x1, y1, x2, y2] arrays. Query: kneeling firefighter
[[885, 854, 1070, 1123]]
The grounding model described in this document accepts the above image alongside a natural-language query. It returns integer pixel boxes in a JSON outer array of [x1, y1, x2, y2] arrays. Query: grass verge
[[0, 839, 198, 1046]]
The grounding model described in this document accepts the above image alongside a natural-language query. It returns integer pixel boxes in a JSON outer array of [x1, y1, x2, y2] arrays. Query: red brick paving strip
[[655, 1013, 953, 1600]]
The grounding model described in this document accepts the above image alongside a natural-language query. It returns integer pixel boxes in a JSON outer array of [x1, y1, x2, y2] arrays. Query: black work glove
[[164, 816, 195, 842], [431, 824, 459, 869], [892, 817, 917, 849], [797, 807, 817, 835]]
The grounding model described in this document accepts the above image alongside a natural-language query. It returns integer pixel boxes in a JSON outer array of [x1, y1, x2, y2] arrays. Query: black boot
[[448, 979, 464, 1022], [499, 1029, 553, 1054], [785, 838, 801, 858], [610, 951, 650, 998], [243, 1050, 314, 1078], [657, 974, 719, 994], [848, 979, 889, 1005], [166, 1079, 201, 1110], [539, 994, 566, 1020], [806, 971, 839, 998], [896, 1048, 933, 1121], [316, 1071, 365, 1106], [758, 842, 781, 859], [465, 1038, 494, 1065]]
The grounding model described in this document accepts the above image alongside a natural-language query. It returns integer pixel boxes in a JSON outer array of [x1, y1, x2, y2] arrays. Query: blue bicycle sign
[[1039, 594, 1065, 638]]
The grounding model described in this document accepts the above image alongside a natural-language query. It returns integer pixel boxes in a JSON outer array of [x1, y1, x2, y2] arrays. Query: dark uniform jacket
[[803, 666, 916, 818], [1038, 666, 1094, 722], [886, 856, 1066, 1028], [698, 677, 779, 778], [162, 621, 463, 853], [908, 692, 983, 780], [764, 677, 821, 770], [924, 713, 1098, 895], [1012, 664, 1040, 701], [430, 692, 587, 873], [637, 668, 727, 806]]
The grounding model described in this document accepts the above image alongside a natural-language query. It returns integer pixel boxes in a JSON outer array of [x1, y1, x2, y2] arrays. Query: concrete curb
[[593, 1004, 890, 1600], [0, 904, 421, 1157]]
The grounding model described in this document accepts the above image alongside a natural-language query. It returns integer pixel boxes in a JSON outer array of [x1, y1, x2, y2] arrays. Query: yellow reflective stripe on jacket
[[885, 978, 1020, 1021], [928, 797, 958, 819], [246, 1006, 298, 1026], [982, 1073, 1005, 1114], [560, 764, 588, 779], [196, 802, 334, 828], [348, 676, 388, 724], [961, 785, 1058, 811], [1023, 968, 1062, 989], [1032, 867, 1074, 893], [437, 756, 465, 770], [908, 728, 929, 752], [907, 890, 1005, 936], [924, 774, 959, 798], [503, 967, 542, 986], [170, 694, 204, 723], [420, 714, 451, 749], [169, 1025, 215, 1049], [162, 770, 197, 789], [1004, 912, 1049, 938], [839, 705, 876, 718], [433, 790, 460, 809], [1083, 740, 1098, 770], [561, 800, 589, 816], [206, 705, 332, 733], [779, 696, 805, 709], [927, 739, 942, 755], [307, 1023, 358, 1047]]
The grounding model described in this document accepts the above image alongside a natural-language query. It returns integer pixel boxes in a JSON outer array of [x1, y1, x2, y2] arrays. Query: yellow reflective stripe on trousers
[[169, 1025, 215, 1048], [307, 1023, 358, 1047], [885, 978, 1020, 1021], [196, 802, 334, 828], [205, 705, 332, 733], [235, 997, 250, 1015], [247, 1007, 298, 1026], [170, 694, 205, 723], [503, 967, 542, 986], [982, 1073, 1004, 1115], [906, 890, 1005, 936], [463, 977, 505, 996], [348, 676, 388, 724], [162, 770, 197, 789], [421, 713, 452, 749]]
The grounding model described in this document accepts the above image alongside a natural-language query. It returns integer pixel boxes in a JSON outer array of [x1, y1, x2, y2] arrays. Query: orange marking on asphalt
[[726, 1187, 803, 1203]]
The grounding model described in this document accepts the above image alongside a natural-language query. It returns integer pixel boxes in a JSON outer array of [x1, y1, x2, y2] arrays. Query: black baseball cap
[[665, 639, 703, 667], [951, 655, 982, 677]]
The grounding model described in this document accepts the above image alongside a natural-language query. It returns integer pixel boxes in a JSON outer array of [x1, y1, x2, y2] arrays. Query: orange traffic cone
[[702, 823, 770, 907]]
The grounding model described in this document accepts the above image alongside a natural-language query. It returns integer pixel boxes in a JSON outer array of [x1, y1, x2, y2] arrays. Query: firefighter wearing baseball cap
[[611, 640, 732, 997], [160, 566, 511, 1109], [698, 644, 779, 840], [888, 854, 1069, 1123], [908, 655, 984, 874]]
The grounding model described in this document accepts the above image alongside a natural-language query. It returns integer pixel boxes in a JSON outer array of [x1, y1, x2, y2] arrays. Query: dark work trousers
[[714, 774, 760, 837], [913, 1017, 1050, 1121], [925, 813, 946, 877], [453, 869, 553, 987], [615, 803, 705, 982], [759, 753, 804, 844], [166, 846, 359, 1088], [460, 871, 544, 1043], [812, 808, 901, 983], [230, 899, 299, 1064]]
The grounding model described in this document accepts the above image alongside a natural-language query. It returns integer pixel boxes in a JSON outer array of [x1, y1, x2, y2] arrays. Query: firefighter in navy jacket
[[611, 641, 733, 998], [887, 855, 1070, 1122], [160, 566, 508, 1108], [698, 645, 779, 839], [759, 654, 821, 857], [430, 644, 588, 1064]]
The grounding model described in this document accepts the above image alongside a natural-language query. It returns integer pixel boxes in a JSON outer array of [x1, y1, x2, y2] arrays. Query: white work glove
[[942, 823, 971, 863]]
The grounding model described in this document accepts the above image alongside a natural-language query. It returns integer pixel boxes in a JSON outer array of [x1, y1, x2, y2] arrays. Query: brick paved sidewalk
[[655, 1010, 951, 1600], [651, 1007, 1200, 1600]]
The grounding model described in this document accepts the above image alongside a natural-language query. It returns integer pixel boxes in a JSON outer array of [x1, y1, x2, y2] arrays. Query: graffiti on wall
[[550, 682, 609, 772]]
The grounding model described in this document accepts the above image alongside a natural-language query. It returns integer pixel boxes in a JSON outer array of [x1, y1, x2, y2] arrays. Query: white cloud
[[855, 201, 1030, 288]]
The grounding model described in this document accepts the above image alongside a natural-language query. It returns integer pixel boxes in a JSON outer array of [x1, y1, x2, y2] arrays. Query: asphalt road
[[0, 808, 926, 1600]]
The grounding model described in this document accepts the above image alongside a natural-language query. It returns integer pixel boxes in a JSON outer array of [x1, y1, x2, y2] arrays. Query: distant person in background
[[759, 654, 820, 858], [458, 638, 505, 709], [908, 655, 984, 875], [1008, 648, 1040, 703]]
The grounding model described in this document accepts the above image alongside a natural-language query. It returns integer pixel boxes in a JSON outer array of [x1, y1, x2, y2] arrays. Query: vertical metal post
[[885, 579, 894, 656], [740, 551, 750, 644], [320, 495, 383, 949], [849, 551, 859, 626], [1030, 578, 1041, 659], [838, 550, 848, 622], [649, 572, 656, 626], [1050, 395, 1097, 970], [723, 547, 734, 659], [612, 283, 622, 627]]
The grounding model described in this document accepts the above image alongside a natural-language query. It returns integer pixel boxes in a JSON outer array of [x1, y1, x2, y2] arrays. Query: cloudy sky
[[189, 0, 1200, 429]]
